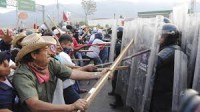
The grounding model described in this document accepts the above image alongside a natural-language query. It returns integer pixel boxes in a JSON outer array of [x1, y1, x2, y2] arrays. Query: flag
[[63, 11, 69, 22]]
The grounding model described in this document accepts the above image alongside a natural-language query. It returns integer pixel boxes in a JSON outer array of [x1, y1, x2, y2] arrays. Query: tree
[[81, 0, 96, 25], [79, 21, 86, 26]]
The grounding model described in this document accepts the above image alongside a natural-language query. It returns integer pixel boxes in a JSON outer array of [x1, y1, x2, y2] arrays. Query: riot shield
[[192, 22, 200, 92], [172, 50, 188, 112], [123, 16, 163, 112], [140, 16, 163, 112], [172, 3, 188, 31], [109, 20, 117, 62], [115, 60, 131, 103], [185, 15, 200, 87], [115, 19, 138, 103], [173, 4, 200, 87]]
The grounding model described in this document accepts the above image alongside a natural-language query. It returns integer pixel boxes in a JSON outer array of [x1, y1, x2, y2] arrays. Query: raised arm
[[70, 69, 108, 80]]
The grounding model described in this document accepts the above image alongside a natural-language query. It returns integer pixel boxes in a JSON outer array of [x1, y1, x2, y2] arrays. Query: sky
[[35, 0, 191, 5], [1, 0, 199, 27], [0, 0, 197, 13]]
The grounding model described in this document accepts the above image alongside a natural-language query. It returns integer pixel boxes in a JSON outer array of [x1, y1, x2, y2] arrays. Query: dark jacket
[[0, 40, 11, 51], [0, 81, 18, 111], [150, 45, 180, 112]]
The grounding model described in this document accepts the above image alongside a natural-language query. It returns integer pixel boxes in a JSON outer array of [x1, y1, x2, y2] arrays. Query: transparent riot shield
[[172, 50, 188, 112], [122, 16, 163, 112], [172, 3, 188, 31], [185, 15, 200, 87], [140, 16, 163, 112], [173, 4, 200, 87], [115, 20, 138, 103], [109, 20, 117, 62], [115, 60, 131, 103], [192, 22, 200, 92]]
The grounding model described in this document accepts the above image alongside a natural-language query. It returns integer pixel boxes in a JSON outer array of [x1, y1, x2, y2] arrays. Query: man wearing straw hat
[[12, 32, 26, 49], [13, 33, 108, 112], [10, 32, 27, 62]]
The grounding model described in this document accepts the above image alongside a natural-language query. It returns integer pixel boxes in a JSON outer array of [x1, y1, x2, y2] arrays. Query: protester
[[13, 33, 108, 111], [150, 23, 181, 112], [58, 34, 88, 93], [66, 30, 87, 66], [79, 26, 90, 44], [9, 32, 27, 62], [53, 28, 66, 38], [0, 29, 13, 51], [86, 33, 106, 65], [12, 32, 26, 49], [0, 51, 19, 112], [46, 40, 79, 105]]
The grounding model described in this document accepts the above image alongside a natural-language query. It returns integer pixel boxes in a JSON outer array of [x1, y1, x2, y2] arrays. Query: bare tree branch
[[81, 0, 96, 24]]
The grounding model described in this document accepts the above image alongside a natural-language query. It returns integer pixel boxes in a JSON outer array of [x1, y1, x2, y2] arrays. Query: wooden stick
[[71, 59, 90, 61], [122, 49, 151, 61], [95, 62, 113, 67], [47, 15, 61, 34], [83, 43, 111, 47], [44, 22, 62, 48], [78, 50, 93, 52], [103, 46, 111, 48], [95, 49, 151, 67], [77, 39, 134, 112], [97, 66, 129, 72]]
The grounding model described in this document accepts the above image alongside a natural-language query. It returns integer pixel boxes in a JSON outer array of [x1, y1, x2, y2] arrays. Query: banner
[[0, 0, 6, 8], [63, 11, 69, 22], [18, 0, 35, 12]]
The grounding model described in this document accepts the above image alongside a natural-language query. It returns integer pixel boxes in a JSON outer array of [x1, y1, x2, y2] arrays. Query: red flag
[[63, 11, 69, 22], [0, 29, 4, 37]]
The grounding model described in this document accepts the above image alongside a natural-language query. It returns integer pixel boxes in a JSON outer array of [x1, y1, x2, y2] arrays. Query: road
[[80, 80, 130, 112]]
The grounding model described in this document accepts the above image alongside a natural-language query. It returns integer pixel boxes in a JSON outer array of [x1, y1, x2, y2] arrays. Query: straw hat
[[15, 33, 56, 63], [12, 32, 27, 47]]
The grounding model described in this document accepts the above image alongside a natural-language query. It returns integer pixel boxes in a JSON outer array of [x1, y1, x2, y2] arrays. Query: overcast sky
[[34, 0, 192, 5], [0, 0, 197, 13]]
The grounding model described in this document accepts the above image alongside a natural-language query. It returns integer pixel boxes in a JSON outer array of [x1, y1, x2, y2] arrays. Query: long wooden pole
[[78, 50, 93, 52], [47, 15, 61, 34], [71, 59, 90, 61], [77, 39, 134, 112], [95, 49, 151, 67], [97, 66, 129, 72]]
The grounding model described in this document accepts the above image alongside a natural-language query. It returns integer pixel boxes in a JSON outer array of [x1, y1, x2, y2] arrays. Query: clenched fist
[[71, 99, 88, 111]]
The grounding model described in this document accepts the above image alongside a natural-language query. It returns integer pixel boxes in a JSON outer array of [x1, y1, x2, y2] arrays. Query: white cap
[[62, 26, 67, 31], [97, 29, 103, 33], [39, 24, 47, 30], [53, 28, 65, 35]]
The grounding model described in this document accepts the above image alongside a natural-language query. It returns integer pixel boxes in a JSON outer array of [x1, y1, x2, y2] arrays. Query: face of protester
[[48, 45, 57, 56], [56, 33, 61, 38], [60, 41, 73, 49], [67, 31, 73, 37], [31, 46, 50, 67], [56, 44, 63, 54], [0, 59, 10, 78]]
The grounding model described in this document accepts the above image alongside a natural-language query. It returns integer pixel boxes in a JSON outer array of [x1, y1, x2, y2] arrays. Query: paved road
[[80, 80, 130, 112]]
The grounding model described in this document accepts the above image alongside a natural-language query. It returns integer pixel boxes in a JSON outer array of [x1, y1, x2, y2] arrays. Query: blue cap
[[95, 33, 103, 40]]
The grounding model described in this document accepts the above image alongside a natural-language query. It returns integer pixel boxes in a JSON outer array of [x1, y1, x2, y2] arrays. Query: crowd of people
[[1, 18, 200, 112], [0, 24, 112, 112]]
